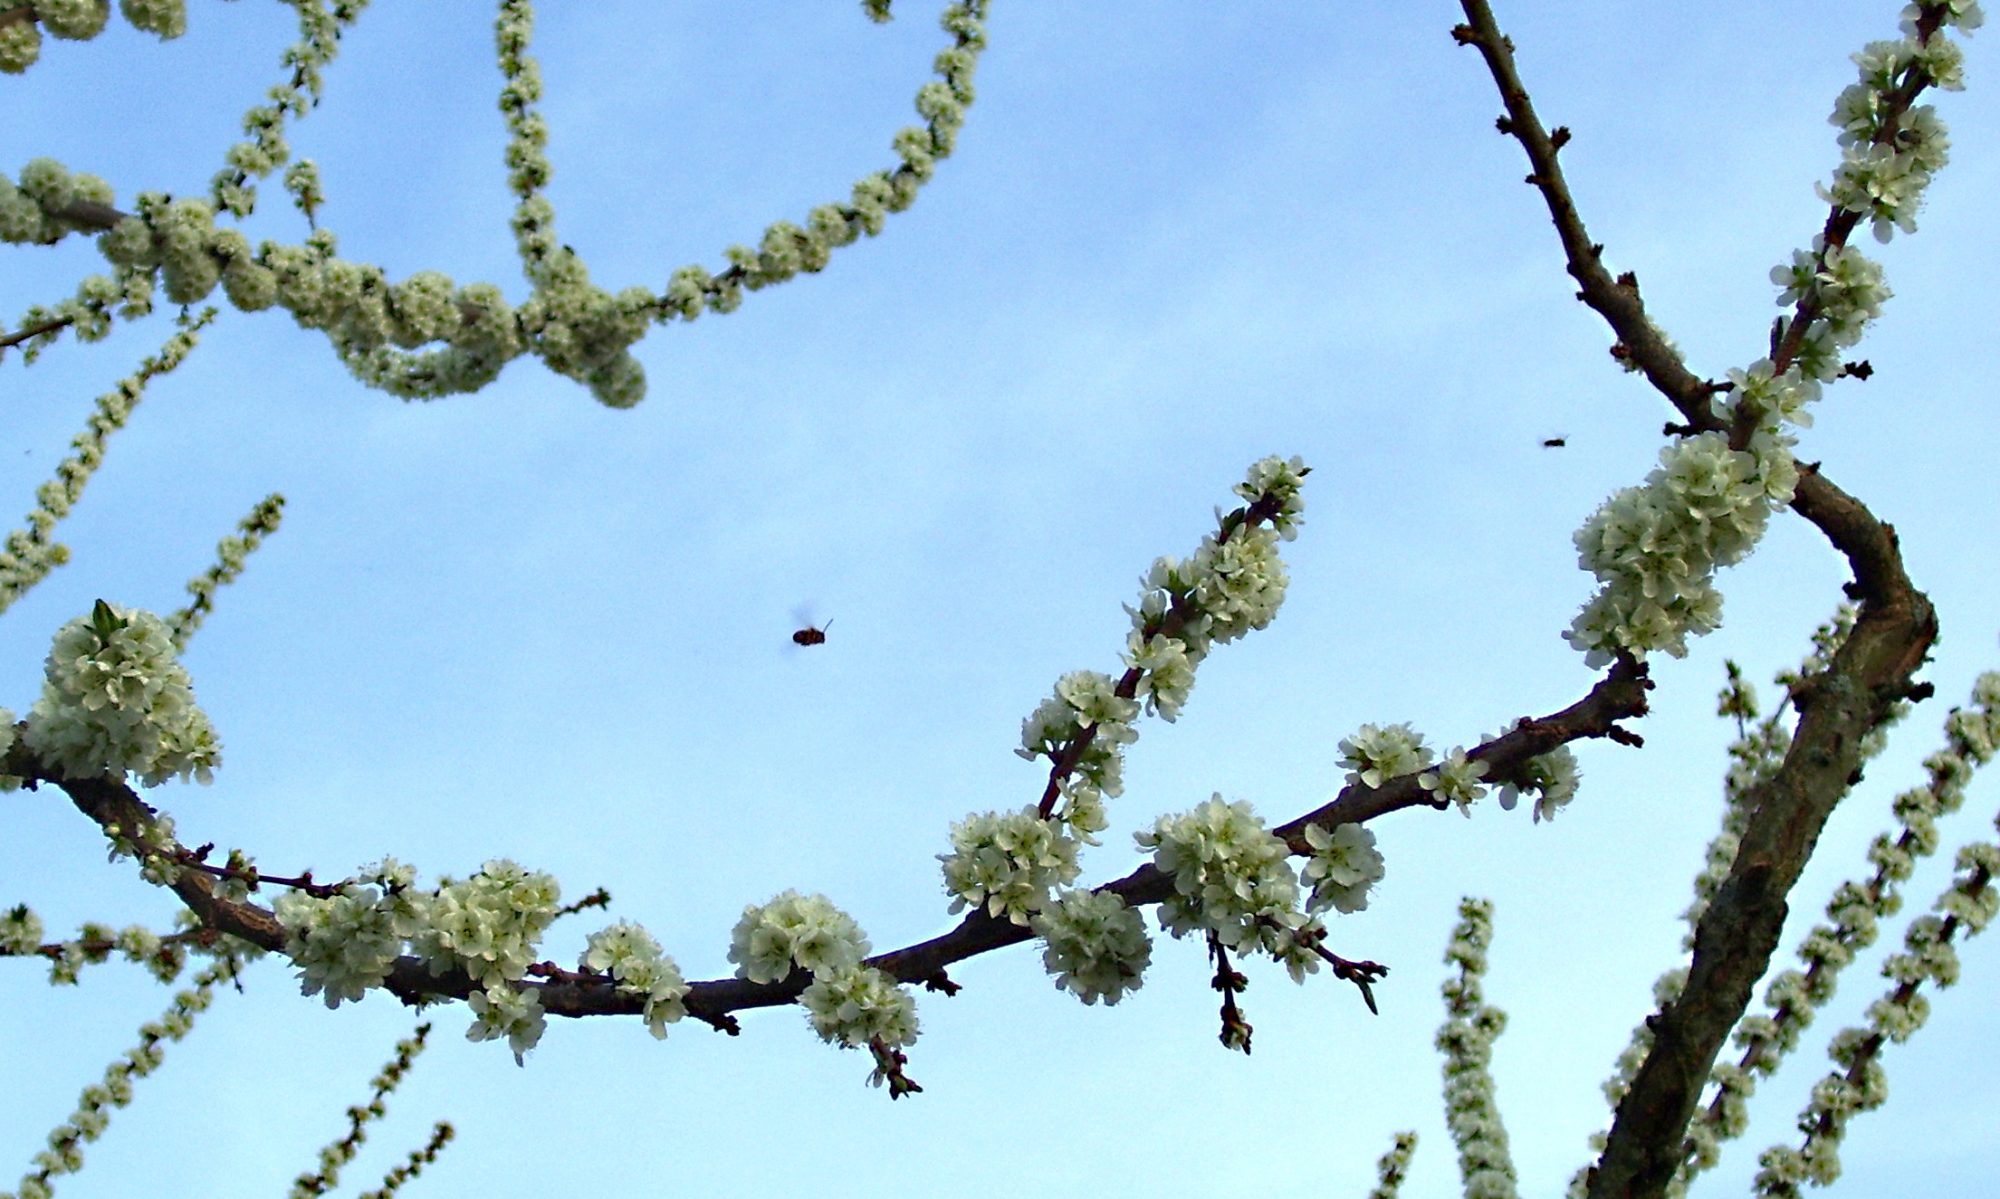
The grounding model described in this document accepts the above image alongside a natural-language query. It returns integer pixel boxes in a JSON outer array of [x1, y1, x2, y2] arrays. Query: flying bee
[[791, 618, 833, 647]]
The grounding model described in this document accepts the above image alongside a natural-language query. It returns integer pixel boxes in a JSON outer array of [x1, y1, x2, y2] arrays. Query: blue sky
[[5, 3, 1999, 1195]]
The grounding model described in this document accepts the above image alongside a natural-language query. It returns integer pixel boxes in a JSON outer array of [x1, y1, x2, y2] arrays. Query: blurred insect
[[791, 618, 833, 647], [1541, 437, 1567, 448]]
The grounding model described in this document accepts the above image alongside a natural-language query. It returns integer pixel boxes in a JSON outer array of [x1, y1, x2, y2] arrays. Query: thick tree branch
[[1452, 6, 1944, 1194], [1585, 576, 1933, 1199]]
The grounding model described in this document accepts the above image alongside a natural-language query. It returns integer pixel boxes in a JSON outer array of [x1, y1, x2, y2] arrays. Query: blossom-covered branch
[[12, 451, 1644, 1092], [0, 310, 215, 616], [1446, 3, 1973, 1193], [0, 2, 991, 407]]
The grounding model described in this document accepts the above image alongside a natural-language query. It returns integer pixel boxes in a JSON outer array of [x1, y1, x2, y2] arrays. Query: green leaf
[[90, 598, 124, 641]]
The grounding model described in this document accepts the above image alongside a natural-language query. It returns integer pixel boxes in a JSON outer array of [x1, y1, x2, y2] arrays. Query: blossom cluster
[[1489, 731, 1579, 824], [1566, 8, 1977, 670], [975, 459, 1315, 1010], [0, 711, 19, 792], [800, 964, 920, 1053], [1015, 456, 1308, 843], [0, 157, 113, 247], [1300, 822, 1386, 915], [407, 859, 561, 988], [1133, 455, 1307, 673], [1234, 454, 1311, 535], [272, 859, 561, 1063], [1754, 848, 1993, 1199], [1029, 888, 1152, 1005], [581, 922, 689, 1039], [1335, 720, 1517, 822], [1564, 432, 1787, 666], [1136, 795, 1318, 977], [730, 891, 917, 1054], [1604, 645, 1994, 1195], [486, 0, 646, 408], [984, 459, 1324, 1002], [20, 601, 219, 786], [206, 2, 354, 217], [1747, 663, 1993, 1046], [465, 982, 546, 1067], [1821, 16, 1974, 244], [285, 1023, 438, 1198], [1185, 522, 1293, 651], [1422, 747, 1493, 813], [728, 889, 869, 983], [1, 160, 148, 351], [4, 905, 231, 987], [1766, 244, 1892, 383], [1339, 722, 1432, 788], [1370, 1132, 1421, 1199], [1437, 899, 1521, 1199], [0, 0, 187, 75], [1016, 670, 1136, 837], [0, 904, 41, 956], [273, 883, 405, 1009], [938, 805, 1082, 925], [350, 0, 985, 407], [166, 494, 286, 647]]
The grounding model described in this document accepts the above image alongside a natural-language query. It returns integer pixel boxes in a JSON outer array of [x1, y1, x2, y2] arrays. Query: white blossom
[[1, 903, 44, 954], [1234, 453, 1310, 539], [800, 964, 918, 1049], [1137, 795, 1303, 957], [0, 708, 19, 791], [1123, 630, 1196, 721], [582, 921, 689, 1039], [728, 890, 869, 983], [938, 806, 1080, 924], [1420, 747, 1491, 814], [1492, 735, 1582, 824], [273, 884, 404, 1009], [1191, 523, 1289, 644], [1032, 888, 1152, 1005], [405, 859, 560, 988], [466, 982, 545, 1065], [1301, 822, 1386, 914], [23, 601, 220, 786], [1339, 722, 1433, 788]]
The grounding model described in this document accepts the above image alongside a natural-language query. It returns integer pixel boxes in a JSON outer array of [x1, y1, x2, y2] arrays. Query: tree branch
[[1450, 6, 1944, 1194], [1451, 0, 1712, 420], [1586, 577, 1932, 1198], [45, 651, 1647, 1028]]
